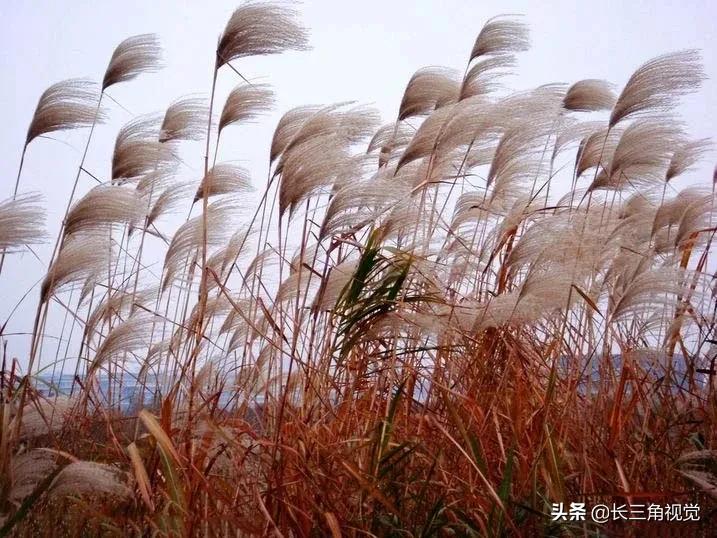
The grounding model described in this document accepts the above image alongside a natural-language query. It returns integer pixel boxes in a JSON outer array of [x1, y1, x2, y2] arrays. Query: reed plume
[[470, 15, 529, 60], [102, 34, 162, 90], [194, 164, 253, 202], [0, 194, 45, 251], [219, 84, 275, 132], [159, 96, 209, 143], [398, 67, 460, 120], [610, 50, 705, 127], [112, 115, 172, 182], [40, 233, 111, 302], [146, 182, 193, 228], [163, 200, 236, 289], [666, 138, 713, 182], [270, 105, 321, 163], [64, 185, 144, 237], [563, 79, 616, 112], [216, 1, 309, 67], [3, 8, 715, 537], [25, 79, 104, 146], [589, 120, 683, 191], [90, 313, 156, 374], [49, 461, 131, 499]]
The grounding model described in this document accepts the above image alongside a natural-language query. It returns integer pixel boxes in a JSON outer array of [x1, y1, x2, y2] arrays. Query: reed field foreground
[[1, 2, 717, 536]]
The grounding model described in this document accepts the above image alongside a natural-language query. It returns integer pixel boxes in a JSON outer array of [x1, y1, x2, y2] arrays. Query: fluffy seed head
[[216, 1, 309, 67], [563, 79, 616, 112], [41, 233, 111, 302], [0, 193, 45, 251], [103, 34, 162, 90], [610, 50, 705, 127], [160, 96, 209, 142], [470, 16, 529, 61], [398, 66, 460, 120], [26, 79, 104, 145], [666, 138, 712, 182], [195, 163, 253, 202], [50, 461, 131, 500], [112, 115, 173, 182], [219, 83, 275, 132], [64, 185, 144, 237]]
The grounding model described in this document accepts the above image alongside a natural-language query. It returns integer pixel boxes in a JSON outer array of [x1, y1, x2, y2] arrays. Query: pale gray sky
[[1, 0, 715, 367]]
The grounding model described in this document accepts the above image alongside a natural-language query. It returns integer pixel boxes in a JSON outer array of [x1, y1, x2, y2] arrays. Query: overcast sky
[[1, 0, 715, 368]]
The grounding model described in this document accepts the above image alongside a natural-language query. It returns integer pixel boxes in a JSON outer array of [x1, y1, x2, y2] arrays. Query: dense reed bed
[[1, 3, 716, 536]]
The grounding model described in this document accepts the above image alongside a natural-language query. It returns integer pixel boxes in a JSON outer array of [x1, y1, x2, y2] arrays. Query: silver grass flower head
[[563, 79, 617, 112], [270, 105, 322, 163], [666, 138, 712, 182], [460, 54, 516, 100], [64, 185, 144, 237], [49, 461, 132, 500], [112, 114, 173, 181], [398, 66, 461, 120], [160, 96, 209, 142], [219, 83, 275, 132], [610, 50, 704, 127], [25, 79, 104, 145], [0, 193, 45, 251], [194, 163, 253, 202], [103, 33, 162, 90], [470, 15, 529, 61], [41, 233, 111, 302], [216, 1, 309, 67]]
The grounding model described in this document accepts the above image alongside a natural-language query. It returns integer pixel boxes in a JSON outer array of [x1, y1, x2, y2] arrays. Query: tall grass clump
[[1, 3, 716, 536]]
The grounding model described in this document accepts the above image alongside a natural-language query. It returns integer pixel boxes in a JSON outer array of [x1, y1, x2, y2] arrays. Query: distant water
[[33, 353, 699, 413], [36, 373, 161, 412], [35, 372, 243, 412]]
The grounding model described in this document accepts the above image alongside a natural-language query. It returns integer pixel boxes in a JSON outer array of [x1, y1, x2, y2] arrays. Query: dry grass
[[1, 3, 716, 537]]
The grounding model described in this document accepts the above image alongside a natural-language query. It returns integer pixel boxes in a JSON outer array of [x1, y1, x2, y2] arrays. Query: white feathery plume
[[103, 34, 162, 90], [666, 138, 712, 182], [470, 15, 530, 61], [313, 260, 359, 312], [322, 173, 412, 238], [270, 105, 322, 163], [49, 461, 132, 500], [589, 120, 683, 191], [64, 185, 144, 237], [25, 79, 104, 145], [207, 227, 253, 286], [0, 193, 45, 251], [460, 54, 515, 100], [163, 200, 236, 289], [216, 1, 309, 67], [575, 125, 623, 178], [41, 233, 111, 302], [275, 103, 380, 174], [90, 312, 156, 374], [218, 83, 275, 132], [86, 288, 156, 342], [398, 66, 461, 120], [610, 50, 704, 127], [367, 121, 414, 167], [397, 104, 457, 170], [134, 164, 180, 198], [674, 193, 715, 248], [609, 267, 690, 322], [146, 182, 194, 229], [194, 163, 253, 202], [112, 114, 172, 182], [160, 96, 209, 142], [563, 79, 616, 112]]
